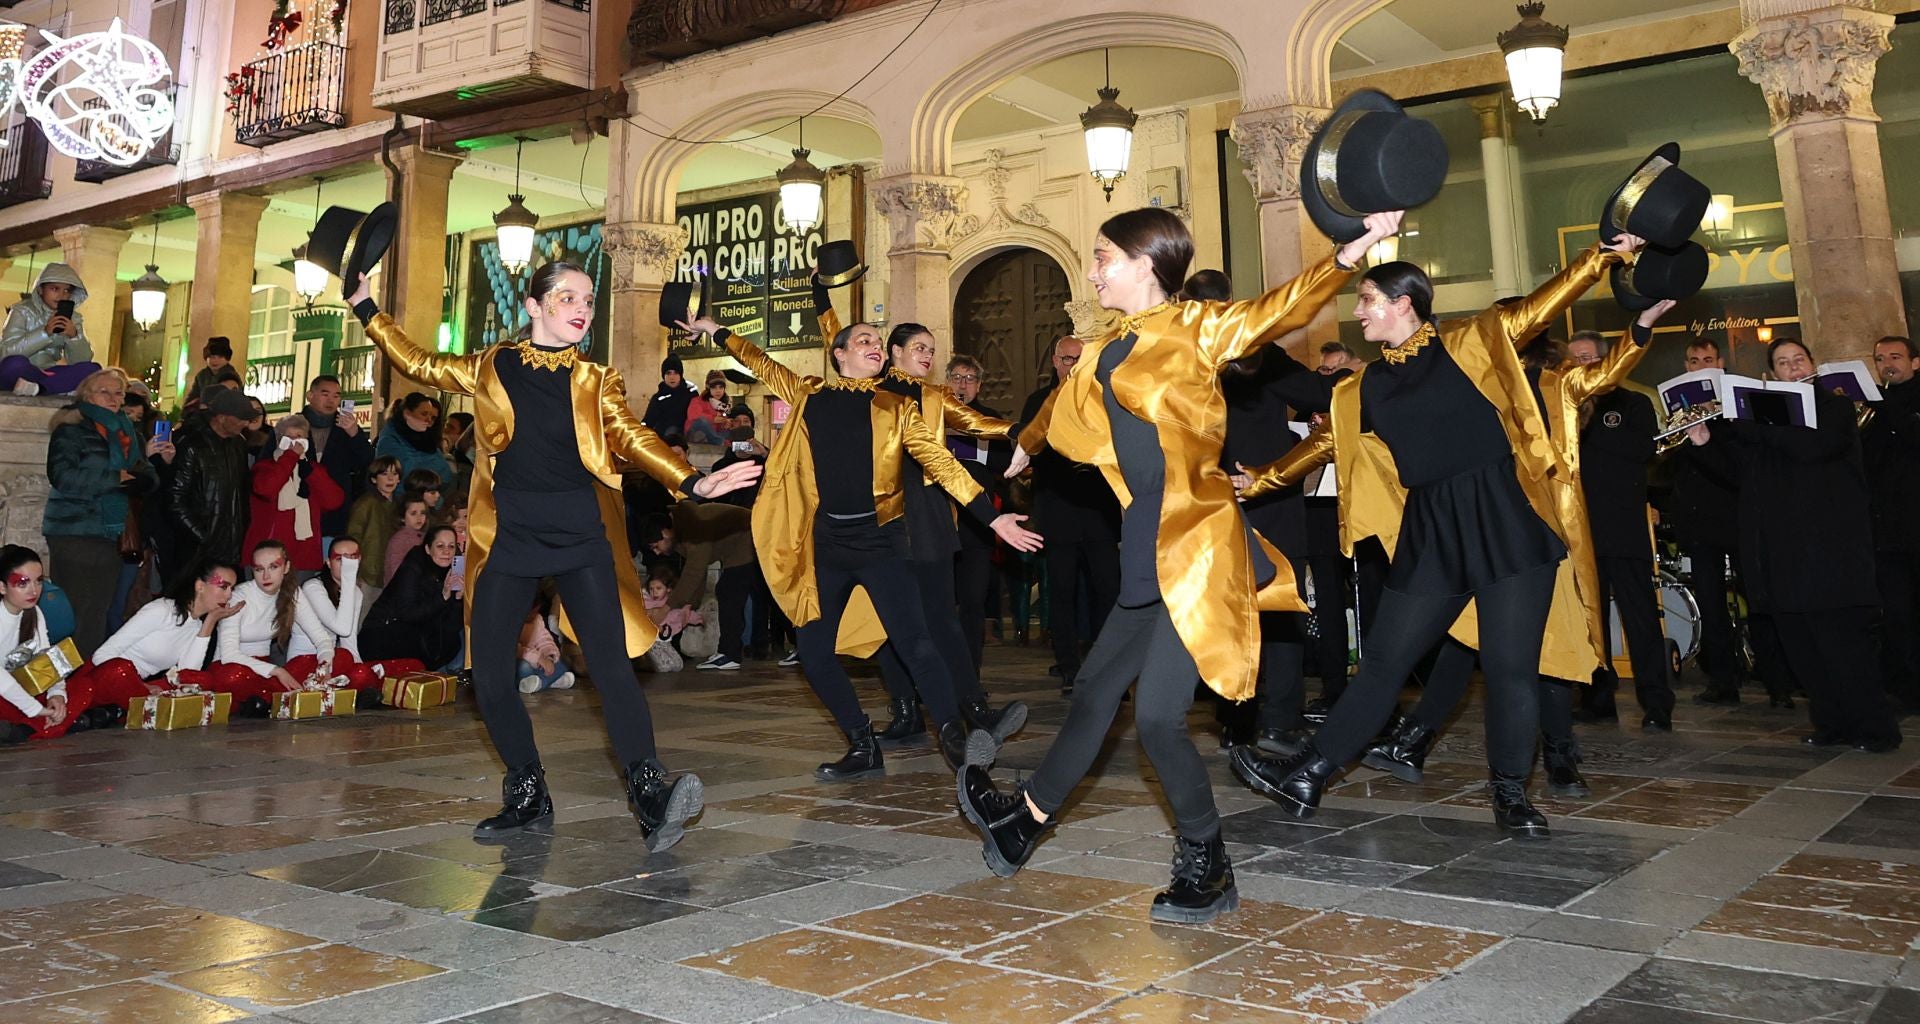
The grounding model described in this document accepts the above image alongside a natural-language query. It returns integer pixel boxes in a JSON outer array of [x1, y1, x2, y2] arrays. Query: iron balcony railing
[[233, 42, 348, 148], [386, 0, 588, 35], [0, 121, 52, 209], [245, 354, 298, 413], [75, 90, 181, 183]]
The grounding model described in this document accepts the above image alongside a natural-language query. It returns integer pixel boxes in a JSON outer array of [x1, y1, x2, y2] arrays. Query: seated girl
[[71, 562, 243, 706], [517, 597, 574, 694], [361, 524, 464, 672], [383, 492, 431, 587], [0, 545, 116, 739], [644, 565, 702, 639], [209, 541, 311, 708], [288, 534, 426, 689]]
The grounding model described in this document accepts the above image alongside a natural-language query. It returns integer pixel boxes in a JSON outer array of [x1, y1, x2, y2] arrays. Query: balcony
[[628, 0, 860, 65], [76, 94, 180, 183], [373, 0, 593, 119], [0, 121, 52, 210], [233, 42, 349, 148], [245, 355, 298, 413]]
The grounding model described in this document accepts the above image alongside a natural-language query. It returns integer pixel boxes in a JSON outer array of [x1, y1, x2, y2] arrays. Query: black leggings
[[1409, 638, 1578, 753], [877, 555, 987, 709], [470, 560, 657, 770], [1314, 563, 1557, 777], [1027, 601, 1219, 840], [797, 557, 962, 736]]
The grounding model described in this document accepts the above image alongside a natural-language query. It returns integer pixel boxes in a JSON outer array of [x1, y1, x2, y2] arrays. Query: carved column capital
[[1731, 5, 1893, 129], [871, 174, 978, 255], [603, 221, 687, 290], [1229, 105, 1328, 204]]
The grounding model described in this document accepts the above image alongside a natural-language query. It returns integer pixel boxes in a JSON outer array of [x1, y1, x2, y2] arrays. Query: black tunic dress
[[488, 347, 614, 577], [1360, 334, 1563, 596]]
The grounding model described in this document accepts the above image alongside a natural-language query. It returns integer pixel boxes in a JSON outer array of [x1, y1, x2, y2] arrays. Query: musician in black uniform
[[1867, 335, 1920, 712], [1661, 337, 1753, 706], [945, 355, 1015, 676]]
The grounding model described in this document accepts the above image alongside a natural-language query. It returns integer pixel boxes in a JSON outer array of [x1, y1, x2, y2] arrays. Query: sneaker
[[697, 654, 742, 672], [550, 671, 575, 690], [778, 650, 801, 668], [11, 379, 38, 396], [518, 675, 542, 694]]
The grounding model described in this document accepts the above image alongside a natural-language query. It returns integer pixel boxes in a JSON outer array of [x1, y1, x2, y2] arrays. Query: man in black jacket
[[946, 355, 1012, 674], [299, 374, 373, 543], [1662, 337, 1747, 705], [1868, 335, 1920, 711], [167, 388, 252, 575], [1569, 331, 1675, 731], [642, 355, 697, 437], [1018, 336, 1120, 695]]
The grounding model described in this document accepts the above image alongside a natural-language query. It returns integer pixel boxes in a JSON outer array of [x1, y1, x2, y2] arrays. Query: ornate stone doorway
[[950, 247, 1074, 413]]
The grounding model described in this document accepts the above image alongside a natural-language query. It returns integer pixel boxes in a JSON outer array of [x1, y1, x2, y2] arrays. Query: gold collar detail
[[824, 374, 881, 392], [1115, 301, 1174, 337], [1379, 321, 1437, 365], [515, 340, 578, 372], [884, 366, 924, 385]]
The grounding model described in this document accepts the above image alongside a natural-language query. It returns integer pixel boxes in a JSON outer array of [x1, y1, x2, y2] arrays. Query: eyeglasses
[[1056, 354, 1080, 365], [948, 373, 980, 384]]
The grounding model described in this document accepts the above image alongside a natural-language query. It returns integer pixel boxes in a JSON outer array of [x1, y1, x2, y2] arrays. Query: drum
[[1605, 571, 1701, 668]]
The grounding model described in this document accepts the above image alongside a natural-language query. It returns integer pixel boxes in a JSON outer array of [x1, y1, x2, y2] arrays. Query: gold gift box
[[273, 688, 358, 720], [126, 692, 232, 730], [12, 637, 81, 697], [381, 672, 455, 710]]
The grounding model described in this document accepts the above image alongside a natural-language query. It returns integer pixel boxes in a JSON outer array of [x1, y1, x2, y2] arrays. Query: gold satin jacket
[[1016, 256, 1354, 702], [723, 332, 987, 653], [1242, 245, 1626, 681], [364, 315, 697, 658], [817, 306, 1014, 452], [1536, 327, 1656, 660]]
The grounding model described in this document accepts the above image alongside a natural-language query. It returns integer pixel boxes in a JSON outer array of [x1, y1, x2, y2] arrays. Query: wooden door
[[951, 248, 1074, 413]]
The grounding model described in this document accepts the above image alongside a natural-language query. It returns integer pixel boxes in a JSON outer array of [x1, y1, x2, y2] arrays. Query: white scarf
[[274, 441, 314, 541]]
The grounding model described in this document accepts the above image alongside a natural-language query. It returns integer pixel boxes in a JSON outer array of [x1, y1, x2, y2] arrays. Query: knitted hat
[[204, 336, 233, 359], [705, 369, 727, 387]]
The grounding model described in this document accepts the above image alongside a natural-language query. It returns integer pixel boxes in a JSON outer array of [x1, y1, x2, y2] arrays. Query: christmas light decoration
[[0, 19, 175, 167]]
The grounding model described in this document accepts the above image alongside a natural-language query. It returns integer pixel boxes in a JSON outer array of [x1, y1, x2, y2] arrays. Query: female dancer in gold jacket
[[957, 206, 1402, 925]]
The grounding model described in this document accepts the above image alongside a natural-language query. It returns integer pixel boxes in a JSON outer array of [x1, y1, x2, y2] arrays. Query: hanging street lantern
[[1080, 49, 1137, 203], [130, 222, 167, 331], [777, 118, 825, 236], [292, 177, 327, 307], [1498, 2, 1570, 125], [493, 137, 539, 274]]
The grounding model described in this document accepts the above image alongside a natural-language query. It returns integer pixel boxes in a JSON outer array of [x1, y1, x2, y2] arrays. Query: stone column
[[872, 174, 975, 369], [1732, 2, 1904, 362], [602, 220, 688, 388], [51, 224, 132, 368], [1469, 97, 1524, 299], [384, 145, 465, 396], [1229, 104, 1339, 350], [187, 191, 270, 368]]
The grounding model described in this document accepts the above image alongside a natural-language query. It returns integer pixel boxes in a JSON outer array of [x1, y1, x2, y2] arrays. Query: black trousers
[[1876, 551, 1920, 705], [1216, 610, 1309, 742], [1315, 563, 1557, 777], [954, 543, 994, 674], [748, 563, 790, 653], [797, 556, 961, 736], [1409, 638, 1578, 755], [1306, 553, 1352, 700], [1045, 537, 1120, 681], [1028, 600, 1219, 840], [1586, 556, 1676, 719], [471, 560, 656, 769], [48, 535, 122, 658], [1685, 543, 1739, 690], [876, 555, 987, 709], [1775, 608, 1901, 746], [716, 564, 754, 662]]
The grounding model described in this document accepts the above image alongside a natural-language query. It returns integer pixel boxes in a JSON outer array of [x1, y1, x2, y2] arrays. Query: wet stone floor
[[1, 645, 1918, 1023]]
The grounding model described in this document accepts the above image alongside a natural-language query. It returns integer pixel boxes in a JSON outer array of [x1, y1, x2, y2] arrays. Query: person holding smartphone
[[0, 264, 101, 395]]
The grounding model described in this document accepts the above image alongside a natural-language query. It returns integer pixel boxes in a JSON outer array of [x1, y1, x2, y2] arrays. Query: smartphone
[[731, 440, 754, 453], [342, 398, 356, 415], [50, 299, 73, 334], [153, 420, 172, 445], [450, 554, 466, 591]]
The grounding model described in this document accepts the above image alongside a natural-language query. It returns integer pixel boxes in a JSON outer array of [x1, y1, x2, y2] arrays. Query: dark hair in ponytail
[[517, 261, 592, 342], [1097, 207, 1194, 299], [0, 544, 41, 645], [885, 323, 932, 369], [1359, 262, 1434, 323]]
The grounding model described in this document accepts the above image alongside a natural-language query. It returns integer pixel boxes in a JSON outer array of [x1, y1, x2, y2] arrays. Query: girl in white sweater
[[75, 562, 243, 707], [209, 541, 306, 706], [285, 535, 426, 688], [0, 545, 113, 739]]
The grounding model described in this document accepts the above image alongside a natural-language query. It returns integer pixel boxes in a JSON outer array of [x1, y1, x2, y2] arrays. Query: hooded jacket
[[2, 264, 92, 369]]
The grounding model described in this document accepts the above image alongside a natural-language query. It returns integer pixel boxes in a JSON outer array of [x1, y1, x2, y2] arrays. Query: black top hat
[[1599, 144, 1711, 251], [659, 281, 697, 329], [1300, 89, 1449, 244], [1611, 241, 1709, 312], [306, 203, 398, 299], [813, 240, 866, 288]]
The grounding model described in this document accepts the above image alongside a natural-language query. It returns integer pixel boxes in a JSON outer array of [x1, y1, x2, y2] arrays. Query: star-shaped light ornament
[[6, 18, 175, 166]]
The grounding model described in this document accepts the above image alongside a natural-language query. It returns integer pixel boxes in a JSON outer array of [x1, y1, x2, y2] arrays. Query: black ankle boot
[[816, 723, 884, 781], [1543, 740, 1590, 798], [956, 765, 1049, 877], [938, 720, 999, 771], [1361, 715, 1434, 784], [876, 699, 922, 743], [1151, 833, 1239, 924], [964, 697, 1028, 743], [1490, 773, 1550, 838], [89, 704, 126, 727], [1229, 744, 1337, 819], [476, 762, 553, 835], [2, 721, 34, 742], [1255, 727, 1311, 758], [627, 759, 704, 853]]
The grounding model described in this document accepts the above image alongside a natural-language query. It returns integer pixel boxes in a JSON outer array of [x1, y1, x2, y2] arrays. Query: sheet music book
[[1723, 374, 1817, 429], [1655, 369, 1724, 438], [1815, 360, 1883, 404], [1657, 368, 1820, 432]]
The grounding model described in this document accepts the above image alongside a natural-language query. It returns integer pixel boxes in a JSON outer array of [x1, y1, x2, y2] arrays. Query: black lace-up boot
[[816, 723, 885, 782], [876, 698, 922, 743], [1361, 715, 1435, 784], [627, 759, 704, 852], [956, 765, 1050, 877], [1490, 772, 1550, 838], [964, 697, 1028, 743], [1229, 743, 1338, 819], [1543, 738, 1591, 798], [1151, 833, 1238, 924], [476, 762, 553, 835]]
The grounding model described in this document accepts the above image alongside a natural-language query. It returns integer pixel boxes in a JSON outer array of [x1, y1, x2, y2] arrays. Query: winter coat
[[241, 447, 346, 572], [44, 405, 157, 540], [300, 406, 374, 537], [360, 547, 463, 667], [166, 415, 251, 566], [643, 380, 697, 438], [2, 264, 92, 369], [372, 415, 455, 498]]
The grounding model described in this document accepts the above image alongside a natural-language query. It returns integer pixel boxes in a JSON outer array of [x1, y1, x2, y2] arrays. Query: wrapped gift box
[[273, 688, 357, 720], [126, 691, 232, 730], [381, 672, 456, 710], [12, 637, 81, 697]]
